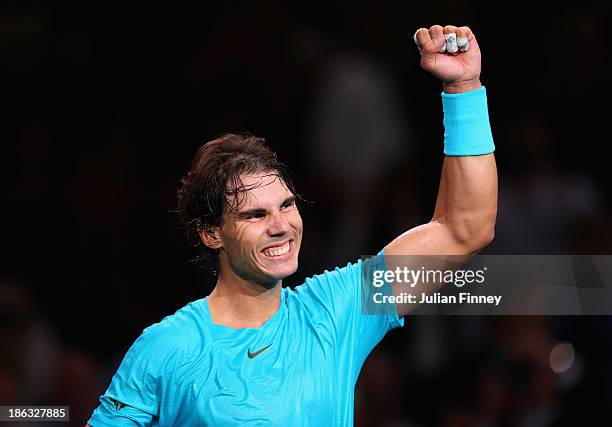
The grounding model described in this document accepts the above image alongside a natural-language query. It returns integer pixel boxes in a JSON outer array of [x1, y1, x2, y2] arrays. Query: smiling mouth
[[261, 240, 292, 258]]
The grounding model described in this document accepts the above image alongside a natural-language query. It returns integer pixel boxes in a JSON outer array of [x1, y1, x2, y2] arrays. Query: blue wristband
[[442, 86, 495, 156]]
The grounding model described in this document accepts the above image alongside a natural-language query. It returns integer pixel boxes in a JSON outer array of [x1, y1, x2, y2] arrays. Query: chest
[[169, 324, 341, 425]]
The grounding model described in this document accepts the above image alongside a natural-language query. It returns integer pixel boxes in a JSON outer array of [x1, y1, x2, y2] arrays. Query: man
[[87, 24, 497, 426]]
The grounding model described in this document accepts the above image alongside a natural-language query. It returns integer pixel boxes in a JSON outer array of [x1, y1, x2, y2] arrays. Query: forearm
[[430, 79, 481, 223], [434, 154, 497, 250], [431, 157, 448, 221], [435, 76, 498, 246]]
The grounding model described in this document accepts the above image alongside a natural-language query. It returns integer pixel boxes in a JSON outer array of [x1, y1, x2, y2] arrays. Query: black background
[[3, 1, 612, 425]]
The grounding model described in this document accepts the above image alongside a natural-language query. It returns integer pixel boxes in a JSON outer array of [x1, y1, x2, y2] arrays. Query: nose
[[267, 211, 290, 237]]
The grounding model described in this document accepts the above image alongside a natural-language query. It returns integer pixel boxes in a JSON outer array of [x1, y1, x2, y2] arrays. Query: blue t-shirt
[[88, 254, 403, 426]]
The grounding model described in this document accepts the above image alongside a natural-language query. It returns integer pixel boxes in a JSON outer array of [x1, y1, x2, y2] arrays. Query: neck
[[207, 267, 282, 329]]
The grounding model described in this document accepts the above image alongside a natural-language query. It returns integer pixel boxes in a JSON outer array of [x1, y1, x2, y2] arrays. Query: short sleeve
[[292, 250, 403, 381], [355, 250, 404, 359], [87, 323, 187, 427]]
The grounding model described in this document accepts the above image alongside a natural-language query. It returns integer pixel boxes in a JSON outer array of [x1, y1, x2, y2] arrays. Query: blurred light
[[549, 341, 575, 374]]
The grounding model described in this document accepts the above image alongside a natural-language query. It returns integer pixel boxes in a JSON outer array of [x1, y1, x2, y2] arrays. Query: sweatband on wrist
[[442, 86, 495, 156]]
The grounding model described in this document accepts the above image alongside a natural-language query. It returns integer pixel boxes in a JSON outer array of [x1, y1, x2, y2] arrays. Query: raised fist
[[414, 25, 481, 92]]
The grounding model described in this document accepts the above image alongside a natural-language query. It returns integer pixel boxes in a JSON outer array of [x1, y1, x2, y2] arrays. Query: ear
[[198, 226, 223, 250]]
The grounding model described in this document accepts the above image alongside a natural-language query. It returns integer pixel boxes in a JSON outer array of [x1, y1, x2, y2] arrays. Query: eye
[[281, 200, 295, 210], [246, 212, 266, 220], [238, 210, 267, 221]]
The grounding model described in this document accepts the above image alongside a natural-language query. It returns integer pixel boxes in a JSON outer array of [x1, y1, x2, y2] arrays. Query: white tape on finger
[[445, 32, 458, 53], [413, 31, 421, 47], [457, 37, 469, 52]]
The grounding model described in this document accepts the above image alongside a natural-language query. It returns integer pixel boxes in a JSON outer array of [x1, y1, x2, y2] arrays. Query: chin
[[249, 253, 299, 287], [279, 262, 299, 279], [267, 260, 299, 282], [259, 244, 300, 282]]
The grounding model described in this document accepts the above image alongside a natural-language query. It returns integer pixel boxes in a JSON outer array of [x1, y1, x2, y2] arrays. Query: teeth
[[263, 242, 290, 257]]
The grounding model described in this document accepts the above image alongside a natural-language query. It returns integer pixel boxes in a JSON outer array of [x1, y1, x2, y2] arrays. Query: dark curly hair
[[177, 133, 298, 272]]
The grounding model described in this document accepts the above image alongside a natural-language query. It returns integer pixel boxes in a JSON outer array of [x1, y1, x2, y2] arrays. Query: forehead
[[230, 173, 293, 210]]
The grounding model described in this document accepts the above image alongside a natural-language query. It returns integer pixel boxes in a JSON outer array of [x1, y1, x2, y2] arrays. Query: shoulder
[[286, 259, 364, 316], [291, 253, 386, 295], [295, 259, 362, 292], [99, 300, 211, 415], [287, 253, 387, 310], [127, 299, 208, 367]]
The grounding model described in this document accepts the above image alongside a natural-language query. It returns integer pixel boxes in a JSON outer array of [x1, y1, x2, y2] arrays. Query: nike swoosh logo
[[247, 344, 272, 359]]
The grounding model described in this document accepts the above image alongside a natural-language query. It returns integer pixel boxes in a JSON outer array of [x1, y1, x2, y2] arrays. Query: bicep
[[384, 222, 473, 317], [384, 221, 472, 257]]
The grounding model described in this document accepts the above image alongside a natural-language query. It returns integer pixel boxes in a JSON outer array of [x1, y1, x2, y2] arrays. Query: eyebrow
[[236, 196, 296, 219]]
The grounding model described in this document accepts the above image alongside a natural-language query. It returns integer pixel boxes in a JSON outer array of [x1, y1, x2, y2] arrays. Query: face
[[213, 173, 303, 288]]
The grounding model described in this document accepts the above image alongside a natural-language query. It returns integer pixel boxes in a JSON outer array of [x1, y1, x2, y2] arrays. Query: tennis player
[[86, 24, 497, 426]]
